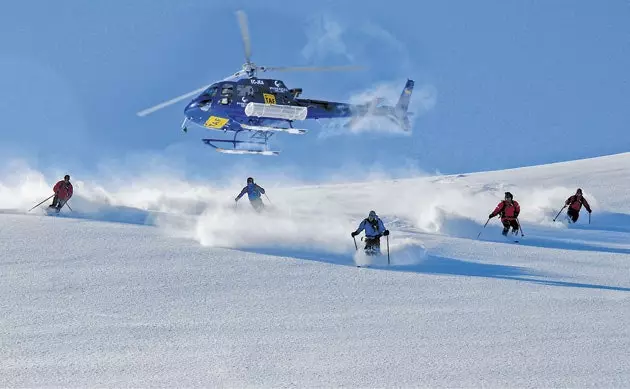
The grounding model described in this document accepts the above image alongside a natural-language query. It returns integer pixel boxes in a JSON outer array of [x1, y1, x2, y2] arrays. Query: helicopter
[[136, 10, 415, 156]]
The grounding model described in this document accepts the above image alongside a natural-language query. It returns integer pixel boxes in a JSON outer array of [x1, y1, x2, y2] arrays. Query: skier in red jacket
[[49, 174, 73, 212], [565, 188, 591, 223], [489, 192, 521, 236]]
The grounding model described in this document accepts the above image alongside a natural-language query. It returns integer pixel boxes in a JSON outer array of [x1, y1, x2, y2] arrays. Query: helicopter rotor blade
[[136, 85, 209, 117], [236, 10, 252, 64], [259, 65, 364, 73]]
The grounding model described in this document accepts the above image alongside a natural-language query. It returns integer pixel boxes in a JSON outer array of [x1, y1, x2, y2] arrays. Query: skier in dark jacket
[[235, 177, 266, 212], [565, 188, 592, 223]]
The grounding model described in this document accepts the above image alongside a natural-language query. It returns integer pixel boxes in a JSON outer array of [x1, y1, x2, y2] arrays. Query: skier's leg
[[364, 237, 376, 255], [50, 194, 59, 208], [373, 237, 382, 255], [55, 198, 66, 211], [567, 208, 579, 223], [501, 220, 509, 236], [250, 198, 264, 212], [510, 219, 519, 233]]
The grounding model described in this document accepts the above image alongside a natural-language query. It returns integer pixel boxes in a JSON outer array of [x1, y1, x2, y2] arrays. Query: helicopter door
[[219, 84, 234, 105]]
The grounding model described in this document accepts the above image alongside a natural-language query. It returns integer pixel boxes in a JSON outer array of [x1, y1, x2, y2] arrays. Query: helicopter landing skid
[[201, 129, 280, 155]]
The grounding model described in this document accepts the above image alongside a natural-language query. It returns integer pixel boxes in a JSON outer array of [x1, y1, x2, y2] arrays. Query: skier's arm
[[582, 197, 592, 213], [352, 220, 366, 236], [514, 202, 520, 218], [235, 187, 247, 201], [256, 184, 265, 194], [68, 184, 73, 198], [489, 202, 504, 218], [53, 181, 61, 193], [565, 196, 573, 206], [378, 219, 389, 236]]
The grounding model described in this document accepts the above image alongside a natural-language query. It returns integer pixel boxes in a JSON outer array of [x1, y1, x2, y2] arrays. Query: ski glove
[[351, 231, 358, 237], [488, 213, 495, 219], [383, 230, 390, 236]]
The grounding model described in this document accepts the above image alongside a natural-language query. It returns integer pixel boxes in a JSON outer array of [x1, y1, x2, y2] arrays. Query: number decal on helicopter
[[204, 116, 229, 129], [263, 93, 276, 105]]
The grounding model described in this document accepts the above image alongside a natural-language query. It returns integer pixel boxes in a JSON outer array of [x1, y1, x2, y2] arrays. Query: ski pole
[[264, 193, 272, 204], [476, 218, 491, 239], [589, 212, 591, 224], [386, 234, 390, 265], [63, 201, 73, 212], [552, 205, 567, 221], [352, 235, 358, 250], [516, 218, 525, 237], [27, 194, 55, 212]]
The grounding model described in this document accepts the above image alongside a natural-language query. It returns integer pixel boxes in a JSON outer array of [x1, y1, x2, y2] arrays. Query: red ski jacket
[[53, 180, 73, 200], [565, 195, 591, 212], [490, 200, 520, 221]]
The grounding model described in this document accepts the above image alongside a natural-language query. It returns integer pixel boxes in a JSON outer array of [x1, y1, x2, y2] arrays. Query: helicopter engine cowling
[[244, 102, 308, 121]]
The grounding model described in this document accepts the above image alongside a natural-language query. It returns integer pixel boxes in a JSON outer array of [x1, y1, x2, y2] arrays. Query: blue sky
[[1, 0, 629, 183]]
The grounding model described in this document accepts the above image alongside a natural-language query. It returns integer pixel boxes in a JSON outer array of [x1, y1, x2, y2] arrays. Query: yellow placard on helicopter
[[204, 116, 229, 129], [263, 93, 276, 105]]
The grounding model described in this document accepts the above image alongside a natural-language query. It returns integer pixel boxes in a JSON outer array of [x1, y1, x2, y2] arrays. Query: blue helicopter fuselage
[[183, 77, 362, 131]]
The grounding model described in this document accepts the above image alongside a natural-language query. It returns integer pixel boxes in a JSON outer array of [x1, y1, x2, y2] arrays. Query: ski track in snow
[[1, 153, 630, 386]]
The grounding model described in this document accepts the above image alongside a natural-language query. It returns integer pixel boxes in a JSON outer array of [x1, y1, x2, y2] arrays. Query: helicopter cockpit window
[[219, 84, 234, 105], [237, 85, 255, 98], [221, 84, 234, 95], [199, 86, 217, 100]]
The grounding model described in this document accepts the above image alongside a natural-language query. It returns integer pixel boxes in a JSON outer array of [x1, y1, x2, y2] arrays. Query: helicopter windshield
[[204, 86, 218, 96], [194, 86, 217, 106]]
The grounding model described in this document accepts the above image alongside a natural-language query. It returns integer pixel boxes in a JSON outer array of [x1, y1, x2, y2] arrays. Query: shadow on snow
[[238, 247, 630, 293]]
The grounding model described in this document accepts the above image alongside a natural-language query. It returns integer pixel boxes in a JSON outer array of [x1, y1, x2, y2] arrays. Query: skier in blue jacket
[[351, 210, 390, 255], [235, 177, 266, 211]]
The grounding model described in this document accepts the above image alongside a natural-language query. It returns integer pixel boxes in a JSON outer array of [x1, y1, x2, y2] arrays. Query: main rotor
[[230, 10, 362, 79]]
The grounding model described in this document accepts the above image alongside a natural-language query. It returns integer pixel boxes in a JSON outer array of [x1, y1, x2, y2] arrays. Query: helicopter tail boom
[[343, 79, 415, 131], [379, 79, 414, 131]]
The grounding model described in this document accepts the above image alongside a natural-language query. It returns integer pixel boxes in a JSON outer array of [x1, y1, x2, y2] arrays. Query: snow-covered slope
[[2, 153, 630, 387]]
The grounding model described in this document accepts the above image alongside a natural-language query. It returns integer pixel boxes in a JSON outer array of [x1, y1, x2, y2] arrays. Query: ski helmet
[[64, 174, 70, 180], [247, 177, 254, 184], [504, 192, 513, 200], [576, 188, 583, 195], [368, 210, 377, 220]]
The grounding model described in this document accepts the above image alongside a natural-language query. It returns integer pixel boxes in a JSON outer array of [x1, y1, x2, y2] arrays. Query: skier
[[565, 188, 592, 223], [235, 177, 266, 212], [351, 210, 390, 255], [489, 192, 520, 236], [49, 174, 73, 212]]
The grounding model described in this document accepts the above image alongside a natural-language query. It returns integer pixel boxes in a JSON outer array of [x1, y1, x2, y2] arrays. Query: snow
[[2, 153, 630, 387]]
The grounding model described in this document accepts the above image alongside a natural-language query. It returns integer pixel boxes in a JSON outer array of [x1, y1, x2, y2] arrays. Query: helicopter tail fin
[[395, 79, 414, 113], [387, 79, 414, 131]]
